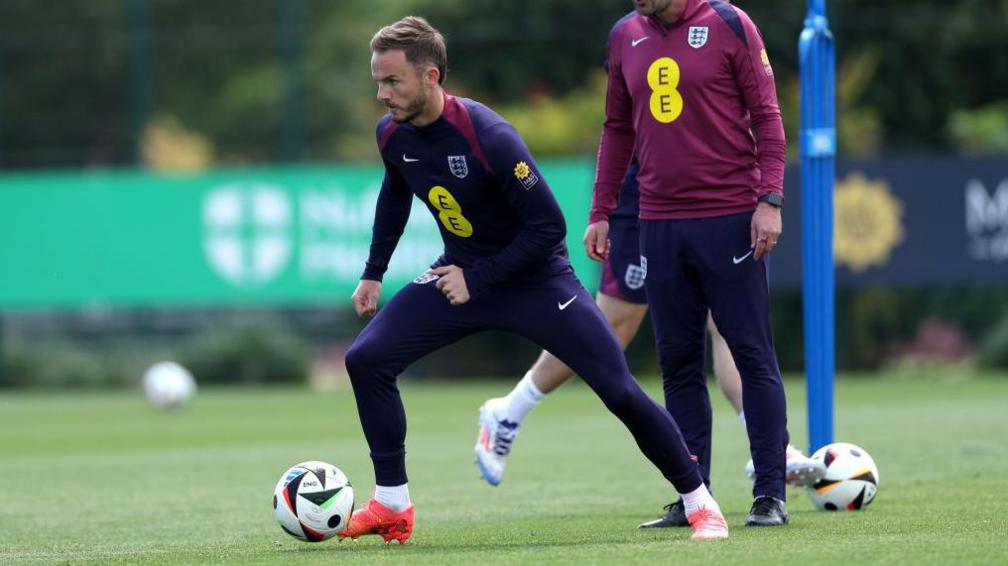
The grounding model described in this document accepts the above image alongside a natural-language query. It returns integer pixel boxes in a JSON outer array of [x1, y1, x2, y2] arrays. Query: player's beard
[[389, 87, 428, 124], [634, 0, 673, 17]]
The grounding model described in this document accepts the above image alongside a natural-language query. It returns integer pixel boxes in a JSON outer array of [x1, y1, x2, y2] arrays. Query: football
[[807, 442, 880, 511], [273, 461, 355, 542], [142, 361, 197, 408]]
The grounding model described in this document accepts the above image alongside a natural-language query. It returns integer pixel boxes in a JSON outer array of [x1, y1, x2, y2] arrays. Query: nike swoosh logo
[[631, 36, 650, 47], [403, 154, 419, 163], [733, 250, 754, 264], [558, 295, 577, 310]]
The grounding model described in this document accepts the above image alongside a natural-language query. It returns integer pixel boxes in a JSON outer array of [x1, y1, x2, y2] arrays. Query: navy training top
[[362, 93, 573, 298]]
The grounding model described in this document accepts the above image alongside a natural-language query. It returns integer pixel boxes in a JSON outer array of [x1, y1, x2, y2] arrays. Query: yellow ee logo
[[428, 186, 473, 238], [647, 57, 683, 124]]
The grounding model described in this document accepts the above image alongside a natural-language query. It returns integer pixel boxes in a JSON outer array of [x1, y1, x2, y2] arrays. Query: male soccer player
[[340, 15, 729, 543], [474, 164, 825, 529], [583, 0, 792, 527]]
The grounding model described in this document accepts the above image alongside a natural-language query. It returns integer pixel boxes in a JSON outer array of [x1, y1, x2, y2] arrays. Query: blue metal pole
[[799, 0, 835, 452]]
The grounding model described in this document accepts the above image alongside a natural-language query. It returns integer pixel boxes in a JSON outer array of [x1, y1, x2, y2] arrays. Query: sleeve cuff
[[361, 264, 386, 282], [462, 268, 489, 299], [757, 187, 784, 198]]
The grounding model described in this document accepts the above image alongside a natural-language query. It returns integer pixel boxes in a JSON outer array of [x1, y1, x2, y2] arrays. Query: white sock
[[374, 483, 411, 512], [680, 483, 720, 517], [499, 372, 545, 424], [738, 411, 747, 427]]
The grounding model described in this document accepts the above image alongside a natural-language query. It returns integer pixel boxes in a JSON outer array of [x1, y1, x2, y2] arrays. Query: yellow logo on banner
[[834, 172, 904, 272]]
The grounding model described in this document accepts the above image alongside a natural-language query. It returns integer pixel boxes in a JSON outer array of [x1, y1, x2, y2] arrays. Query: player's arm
[[590, 29, 634, 225], [732, 11, 786, 201], [461, 123, 567, 298], [731, 9, 786, 259], [354, 158, 412, 316], [587, 26, 634, 260]]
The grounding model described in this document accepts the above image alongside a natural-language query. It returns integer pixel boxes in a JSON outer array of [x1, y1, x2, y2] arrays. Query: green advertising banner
[[0, 161, 598, 309]]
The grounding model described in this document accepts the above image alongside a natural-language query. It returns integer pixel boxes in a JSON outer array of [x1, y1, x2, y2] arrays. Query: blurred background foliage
[[1, 0, 1007, 168], [0, 0, 1006, 386]]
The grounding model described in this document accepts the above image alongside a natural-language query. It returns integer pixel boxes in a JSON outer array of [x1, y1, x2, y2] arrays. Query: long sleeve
[[463, 123, 567, 297], [590, 31, 636, 224], [361, 159, 413, 281], [732, 12, 787, 198]]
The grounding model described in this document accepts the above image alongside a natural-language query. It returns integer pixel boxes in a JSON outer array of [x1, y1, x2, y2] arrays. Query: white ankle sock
[[680, 483, 720, 517], [374, 483, 411, 512], [499, 372, 545, 423], [738, 411, 747, 427]]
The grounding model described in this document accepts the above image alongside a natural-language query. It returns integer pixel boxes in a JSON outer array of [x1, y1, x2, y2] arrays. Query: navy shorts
[[599, 216, 647, 304]]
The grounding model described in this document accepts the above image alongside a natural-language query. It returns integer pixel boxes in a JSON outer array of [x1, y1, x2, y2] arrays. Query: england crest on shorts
[[412, 270, 440, 285], [625, 258, 647, 290], [448, 155, 468, 178], [688, 26, 708, 49]]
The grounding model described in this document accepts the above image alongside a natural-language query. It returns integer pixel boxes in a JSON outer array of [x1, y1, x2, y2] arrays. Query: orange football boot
[[339, 498, 415, 544], [687, 507, 730, 540]]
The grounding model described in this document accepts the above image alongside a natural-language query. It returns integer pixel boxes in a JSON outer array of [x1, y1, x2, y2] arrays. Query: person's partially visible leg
[[633, 219, 713, 530], [503, 274, 727, 540], [528, 293, 648, 393], [474, 293, 647, 485], [504, 293, 646, 403], [342, 279, 481, 542], [498, 215, 649, 399], [695, 212, 789, 527], [709, 313, 744, 414], [711, 312, 826, 488], [638, 314, 758, 530], [640, 220, 714, 487], [475, 216, 649, 486]]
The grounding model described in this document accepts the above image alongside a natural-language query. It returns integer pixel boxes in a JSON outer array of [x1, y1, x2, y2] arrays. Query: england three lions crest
[[688, 26, 708, 49], [448, 155, 468, 178]]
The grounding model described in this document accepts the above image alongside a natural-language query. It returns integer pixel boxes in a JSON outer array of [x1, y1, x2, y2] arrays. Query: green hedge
[[0, 342, 147, 389], [177, 325, 309, 385], [0, 326, 310, 389]]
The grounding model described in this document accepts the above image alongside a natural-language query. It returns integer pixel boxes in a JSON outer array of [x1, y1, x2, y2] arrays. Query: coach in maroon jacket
[[585, 0, 791, 527]]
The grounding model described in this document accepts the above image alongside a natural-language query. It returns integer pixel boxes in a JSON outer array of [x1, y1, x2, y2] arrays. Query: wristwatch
[[758, 193, 784, 208]]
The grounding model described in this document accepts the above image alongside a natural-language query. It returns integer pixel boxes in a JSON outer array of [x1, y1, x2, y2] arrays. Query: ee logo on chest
[[646, 57, 684, 124], [428, 186, 473, 238]]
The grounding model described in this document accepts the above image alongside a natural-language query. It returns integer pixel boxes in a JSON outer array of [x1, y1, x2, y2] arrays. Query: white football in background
[[142, 361, 197, 408]]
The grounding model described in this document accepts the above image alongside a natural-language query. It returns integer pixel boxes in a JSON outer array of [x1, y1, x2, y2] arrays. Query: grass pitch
[[2, 373, 1007, 565]]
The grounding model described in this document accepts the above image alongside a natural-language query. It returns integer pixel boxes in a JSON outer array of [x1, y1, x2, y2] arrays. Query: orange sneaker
[[338, 499, 415, 544], [687, 507, 729, 540]]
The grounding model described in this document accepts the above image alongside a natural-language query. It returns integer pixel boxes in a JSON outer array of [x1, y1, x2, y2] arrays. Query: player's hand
[[751, 202, 782, 260], [351, 279, 382, 317], [583, 221, 611, 262], [432, 265, 470, 306]]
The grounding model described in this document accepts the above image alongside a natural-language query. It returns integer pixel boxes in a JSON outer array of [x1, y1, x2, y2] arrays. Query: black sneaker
[[637, 499, 688, 528], [745, 495, 788, 526]]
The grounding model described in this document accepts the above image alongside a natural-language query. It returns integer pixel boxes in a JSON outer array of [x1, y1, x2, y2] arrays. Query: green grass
[[2, 374, 1007, 565]]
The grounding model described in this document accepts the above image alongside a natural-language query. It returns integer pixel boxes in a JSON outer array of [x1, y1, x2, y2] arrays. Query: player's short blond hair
[[370, 16, 447, 85]]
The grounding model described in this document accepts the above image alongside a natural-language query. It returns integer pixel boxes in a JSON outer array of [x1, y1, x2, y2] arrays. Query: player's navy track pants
[[345, 270, 703, 493], [641, 211, 789, 501]]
